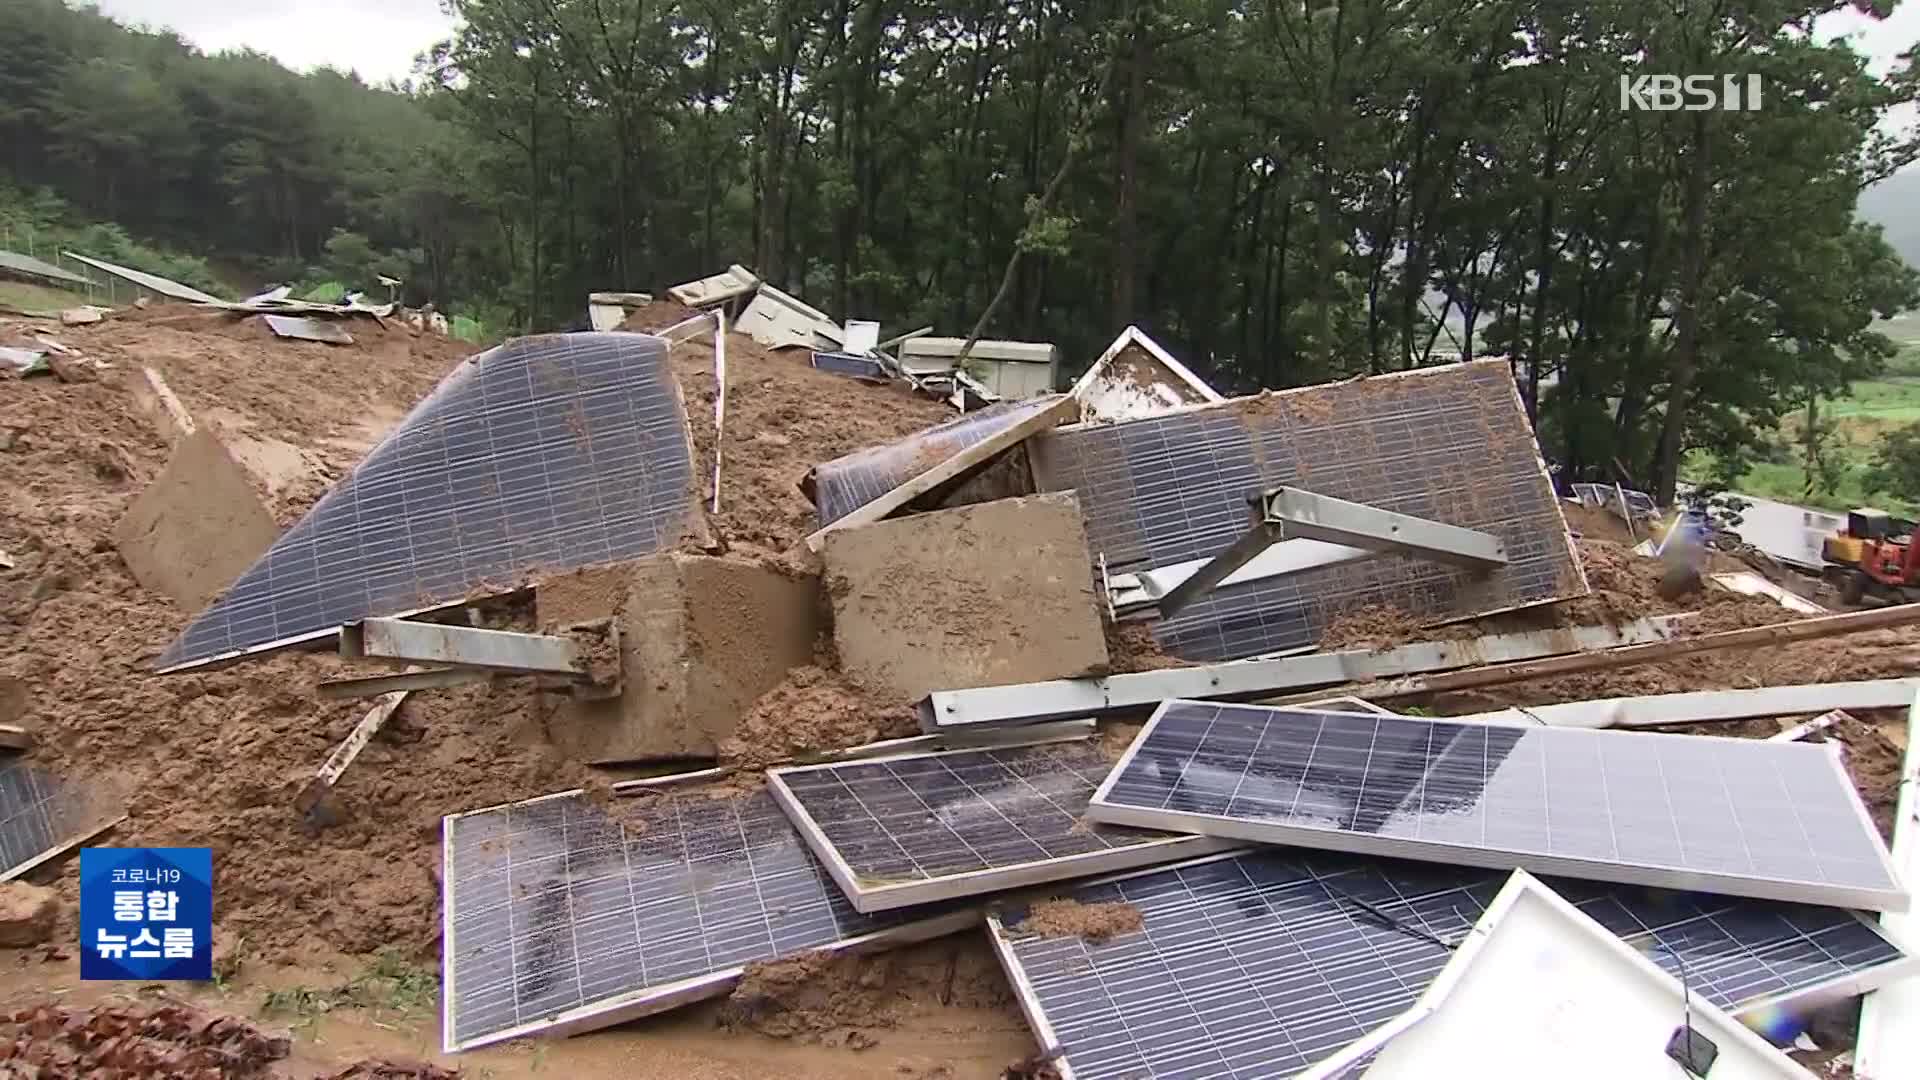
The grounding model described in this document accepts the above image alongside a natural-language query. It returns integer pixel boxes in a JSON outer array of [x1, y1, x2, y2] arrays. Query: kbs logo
[[1619, 74, 1763, 112]]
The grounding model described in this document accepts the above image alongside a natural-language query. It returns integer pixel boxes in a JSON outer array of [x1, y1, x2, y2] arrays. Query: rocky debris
[[1008, 899, 1144, 944], [0, 1001, 291, 1079], [319, 1059, 462, 1079], [0, 881, 57, 947]]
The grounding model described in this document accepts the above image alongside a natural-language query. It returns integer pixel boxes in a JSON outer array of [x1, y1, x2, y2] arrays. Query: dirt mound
[[666, 329, 951, 564], [1104, 620, 1186, 672], [1, 999, 292, 1078], [720, 938, 1015, 1045], [1009, 899, 1144, 943], [718, 664, 918, 770]]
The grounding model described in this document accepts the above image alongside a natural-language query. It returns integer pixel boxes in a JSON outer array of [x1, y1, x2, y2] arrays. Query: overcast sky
[[87, 0, 1920, 96]]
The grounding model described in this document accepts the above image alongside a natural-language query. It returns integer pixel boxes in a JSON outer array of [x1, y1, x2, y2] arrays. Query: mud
[[718, 665, 917, 770], [1009, 899, 1144, 944], [0, 999, 292, 1078], [665, 328, 951, 567], [721, 938, 1017, 1046], [1103, 620, 1187, 672]]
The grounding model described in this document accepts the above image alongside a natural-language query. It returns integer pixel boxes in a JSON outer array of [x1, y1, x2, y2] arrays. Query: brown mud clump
[[666, 329, 951, 565], [1011, 898, 1145, 944], [1317, 605, 1433, 651], [721, 940, 1017, 1047], [719, 665, 917, 769], [1, 999, 292, 1078], [1104, 620, 1188, 672]]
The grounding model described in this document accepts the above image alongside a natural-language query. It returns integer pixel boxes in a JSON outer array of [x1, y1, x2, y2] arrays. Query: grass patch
[[0, 279, 90, 314], [259, 949, 438, 1028]]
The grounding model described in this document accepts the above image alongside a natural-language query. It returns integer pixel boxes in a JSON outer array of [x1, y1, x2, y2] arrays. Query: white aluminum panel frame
[[1087, 701, 1910, 912], [766, 737, 1234, 914], [1299, 870, 1819, 1079]]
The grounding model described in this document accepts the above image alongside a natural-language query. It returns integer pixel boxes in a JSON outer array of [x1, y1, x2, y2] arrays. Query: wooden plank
[[1267, 603, 1920, 705], [1452, 681, 1916, 730], [1855, 689, 1920, 1078], [0, 724, 33, 750], [339, 618, 581, 674], [803, 394, 1078, 552], [295, 690, 410, 820]]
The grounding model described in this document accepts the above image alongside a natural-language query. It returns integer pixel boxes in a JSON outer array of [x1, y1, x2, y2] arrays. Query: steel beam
[[919, 618, 1678, 732], [339, 618, 581, 675], [317, 666, 494, 700], [1152, 486, 1505, 618], [1455, 679, 1920, 730]]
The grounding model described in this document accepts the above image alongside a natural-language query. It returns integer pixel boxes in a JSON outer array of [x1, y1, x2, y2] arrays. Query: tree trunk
[[1655, 112, 1712, 505], [1110, 4, 1150, 332]]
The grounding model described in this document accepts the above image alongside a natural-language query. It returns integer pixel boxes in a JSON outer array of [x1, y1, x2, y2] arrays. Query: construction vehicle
[[1822, 508, 1920, 605]]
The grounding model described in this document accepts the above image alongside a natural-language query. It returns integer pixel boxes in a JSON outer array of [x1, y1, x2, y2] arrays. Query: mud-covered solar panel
[[990, 850, 1913, 1080], [156, 332, 704, 672], [1027, 361, 1585, 661], [1, 753, 123, 881], [806, 396, 1060, 526], [1090, 702, 1905, 911], [441, 786, 970, 1052], [768, 741, 1222, 912], [810, 351, 888, 380]]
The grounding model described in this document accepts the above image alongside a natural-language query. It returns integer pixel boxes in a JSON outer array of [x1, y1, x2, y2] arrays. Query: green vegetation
[[3, 0, 1917, 496], [258, 949, 438, 1029], [0, 278, 87, 314]]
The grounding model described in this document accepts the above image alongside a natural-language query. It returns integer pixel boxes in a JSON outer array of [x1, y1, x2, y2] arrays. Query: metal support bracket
[[1150, 486, 1507, 618], [339, 617, 583, 675]]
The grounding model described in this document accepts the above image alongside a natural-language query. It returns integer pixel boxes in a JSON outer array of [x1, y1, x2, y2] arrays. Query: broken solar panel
[[1089, 702, 1907, 911], [1027, 360, 1585, 661], [441, 786, 976, 1052], [805, 396, 1060, 526], [767, 740, 1229, 913], [1, 753, 125, 882], [990, 849, 1915, 1080], [155, 332, 705, 672]]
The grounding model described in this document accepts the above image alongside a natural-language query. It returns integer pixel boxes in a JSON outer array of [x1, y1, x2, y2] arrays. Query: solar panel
[[1, 753, 125, 882], [1089, 701, 1906, 911], [989, 850, 1917, 1080], [805, 397, 1060, 526], [156, 333, 706, 672], [441, 785, 977, 1053], [810, 351, 888, 380], [766, 740, 1231, 913], [1027, 361, 1585, 661]]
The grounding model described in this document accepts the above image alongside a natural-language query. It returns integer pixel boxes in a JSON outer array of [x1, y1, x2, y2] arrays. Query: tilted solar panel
[[767, 740, 1230, 912], [156, 332, 706, 672], [805, 397, 1060, 526], [990, 850, 1917, 1080], [440, 786, 977, 1052], [1089, 702, 1906, 911], [0, 753, 124, 882], [1027, 361, 1586, 661]]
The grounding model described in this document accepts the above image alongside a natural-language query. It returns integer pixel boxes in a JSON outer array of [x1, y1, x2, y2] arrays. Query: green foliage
[[1863, 422, 1920, 503], [0, 0, 1914, 479], [299, 280, 346, 303], [0, 182, 226, 294], [259, 949, 438, 1028]]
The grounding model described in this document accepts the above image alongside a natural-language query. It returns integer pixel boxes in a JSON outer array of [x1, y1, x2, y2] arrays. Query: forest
[[2, 0, 1918, 501]]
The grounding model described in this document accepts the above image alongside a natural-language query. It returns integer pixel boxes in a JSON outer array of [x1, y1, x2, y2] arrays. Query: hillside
[[1860, 168, 1920, 270]]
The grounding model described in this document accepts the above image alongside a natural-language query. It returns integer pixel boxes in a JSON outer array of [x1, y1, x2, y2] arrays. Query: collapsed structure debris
[[11, 261, 1920, 1079]]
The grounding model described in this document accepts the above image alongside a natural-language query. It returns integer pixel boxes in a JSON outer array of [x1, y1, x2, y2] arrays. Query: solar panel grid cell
[[441, 787, 971, 1052], [991, 850, 1915, 1080], [1028, 362, 1584, 661], [158, 332, 704, 672], [1089, 703, 1906, 911]]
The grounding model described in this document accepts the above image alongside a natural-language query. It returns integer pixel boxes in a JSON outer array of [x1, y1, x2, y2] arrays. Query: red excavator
[[1824, 508, 1920, 605]]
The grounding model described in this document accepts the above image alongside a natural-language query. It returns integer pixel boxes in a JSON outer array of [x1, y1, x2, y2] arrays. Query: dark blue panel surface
[[995, 850, 1910, 1080], [0, 752, 121, 879], [1027, 361, 1584, 661], [1097, 703, 1900, 904], [806, 397, 1059, 526], [443, 787, 944, 1051], [776, 742, 1179, 896], [156, 333, 702, 672]]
